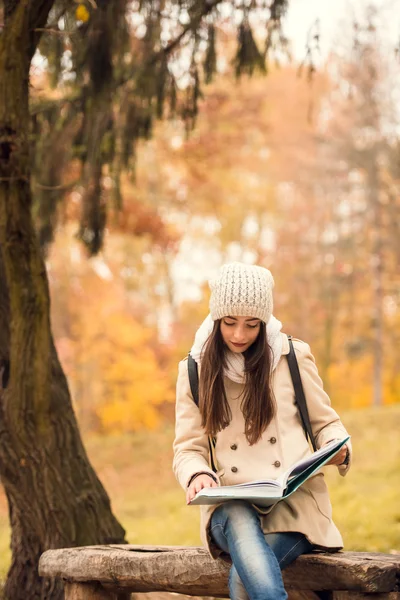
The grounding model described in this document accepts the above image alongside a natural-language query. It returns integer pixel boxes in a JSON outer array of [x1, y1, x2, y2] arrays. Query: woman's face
[[220, 316, 262, 353]]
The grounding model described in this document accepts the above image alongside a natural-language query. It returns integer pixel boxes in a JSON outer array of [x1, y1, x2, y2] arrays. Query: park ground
[[0, 404, 399, 586]]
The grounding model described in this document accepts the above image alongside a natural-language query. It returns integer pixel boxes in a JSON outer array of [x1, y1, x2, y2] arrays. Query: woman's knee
[[210, 501, 261, 554], [211, 500, 259, 529]]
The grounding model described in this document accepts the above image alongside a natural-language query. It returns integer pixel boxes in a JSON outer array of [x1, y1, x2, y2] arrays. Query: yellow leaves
[[75, 4, 90, 23], [50, 239, 176, 436], [78, 311, 175, 434], [328, 355, 400, 409], [97, 348, 174, 435], [329, 356, 374, 409]]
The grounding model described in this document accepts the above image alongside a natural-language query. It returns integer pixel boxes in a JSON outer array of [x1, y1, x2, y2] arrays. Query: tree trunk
[[368, 157, 383, 407], [0, 3, 126, 599]]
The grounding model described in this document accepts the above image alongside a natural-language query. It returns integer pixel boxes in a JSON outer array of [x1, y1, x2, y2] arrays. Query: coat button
[[273, 461, 281, 468], [230, 444, 237, 450], [231, 466, 238, 473], [269, 437, 277, 444]]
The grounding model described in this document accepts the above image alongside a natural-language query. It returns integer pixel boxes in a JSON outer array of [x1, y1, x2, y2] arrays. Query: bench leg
[[64, 582, 130, 599]]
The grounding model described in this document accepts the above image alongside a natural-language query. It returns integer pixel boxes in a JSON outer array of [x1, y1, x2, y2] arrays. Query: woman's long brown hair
[[198, 320, 275, 445]]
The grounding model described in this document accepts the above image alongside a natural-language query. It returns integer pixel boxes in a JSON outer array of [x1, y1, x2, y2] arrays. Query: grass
[[0, 404, 399, 581], [323, 406, 400, 552]]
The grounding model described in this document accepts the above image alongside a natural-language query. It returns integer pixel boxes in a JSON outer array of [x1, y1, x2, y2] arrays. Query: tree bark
[[0, 2, 126, 599]]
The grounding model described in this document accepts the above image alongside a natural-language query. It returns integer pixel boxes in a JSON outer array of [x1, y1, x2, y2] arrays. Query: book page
[[190, 483, 283, 506], [274, 437, 350, 489]]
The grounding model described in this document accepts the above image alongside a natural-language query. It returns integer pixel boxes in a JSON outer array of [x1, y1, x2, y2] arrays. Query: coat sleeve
[[172, 359, 220, 490], [295, 341, 352, 476]]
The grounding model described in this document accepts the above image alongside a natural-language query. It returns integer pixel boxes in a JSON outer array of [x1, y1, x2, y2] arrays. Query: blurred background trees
[[13, 1, 400, 434], [46, 5, 400, 426]]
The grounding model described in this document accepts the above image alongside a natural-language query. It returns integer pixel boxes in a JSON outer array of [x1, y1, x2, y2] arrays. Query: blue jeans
[[210, 500, 313, 600]]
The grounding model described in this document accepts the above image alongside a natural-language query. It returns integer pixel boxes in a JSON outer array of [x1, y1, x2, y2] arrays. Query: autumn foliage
[[49, 57, 400, 434]]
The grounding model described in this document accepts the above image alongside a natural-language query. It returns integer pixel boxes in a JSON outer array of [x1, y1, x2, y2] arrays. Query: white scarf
[[189, 314, 283, 383]]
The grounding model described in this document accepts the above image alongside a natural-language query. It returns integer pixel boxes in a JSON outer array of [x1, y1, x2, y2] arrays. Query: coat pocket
[[305, 474, 333, 521]]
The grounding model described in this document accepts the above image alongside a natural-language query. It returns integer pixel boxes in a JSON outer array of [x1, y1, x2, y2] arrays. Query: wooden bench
[[38, 545, 400, 600]]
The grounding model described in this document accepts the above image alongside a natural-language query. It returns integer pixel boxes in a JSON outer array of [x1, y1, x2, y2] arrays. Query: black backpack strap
[[286, 335, 317, 451], [188, 354, 199, 406], [187, 354, 217, 473]]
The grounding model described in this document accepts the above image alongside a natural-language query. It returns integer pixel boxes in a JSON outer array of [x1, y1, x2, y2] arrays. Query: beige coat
[[173, 334, 352, 559]]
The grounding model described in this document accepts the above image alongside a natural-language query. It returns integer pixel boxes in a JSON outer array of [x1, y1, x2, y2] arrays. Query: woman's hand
[[186, 473, 218, 504], [324, 441, 348, 466]]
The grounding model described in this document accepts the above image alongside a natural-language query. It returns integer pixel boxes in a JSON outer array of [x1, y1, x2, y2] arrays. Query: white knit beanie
[[209, 262, 274, 323]]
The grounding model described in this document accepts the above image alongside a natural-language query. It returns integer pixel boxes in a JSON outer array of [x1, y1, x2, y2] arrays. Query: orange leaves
[[97, 345, 174, 434], [66, 299, 174, 433], [93, 315, 174, 433], [50, 232, 175, 435], [328, 355, 400, 409], [109, 197, 179, 251]]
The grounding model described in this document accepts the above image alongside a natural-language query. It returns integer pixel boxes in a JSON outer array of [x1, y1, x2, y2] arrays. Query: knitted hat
[[209, 262, 274, 323]]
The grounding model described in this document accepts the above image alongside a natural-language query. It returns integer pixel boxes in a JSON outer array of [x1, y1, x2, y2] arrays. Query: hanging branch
[[204, 23, 217, 83], [297, 18, 321, 82], [235, 18, 266, 77], [30, 0, 291, 256]]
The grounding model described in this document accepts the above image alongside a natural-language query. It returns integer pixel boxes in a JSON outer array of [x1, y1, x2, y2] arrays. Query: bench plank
[[39, 546, 400, 596], [284, 552, 399, 593], [332, 594, 400, 599]]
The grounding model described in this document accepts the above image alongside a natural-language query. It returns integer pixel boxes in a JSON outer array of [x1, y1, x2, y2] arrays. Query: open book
[[190, 436, 350, 507]]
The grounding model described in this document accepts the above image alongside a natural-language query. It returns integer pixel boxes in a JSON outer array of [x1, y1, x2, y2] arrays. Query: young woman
[[173, 262, 351, 600]]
